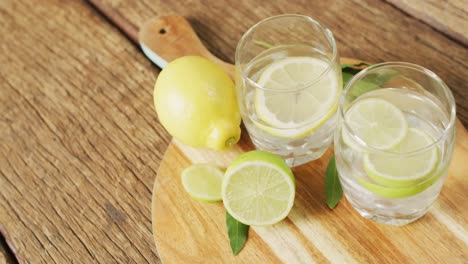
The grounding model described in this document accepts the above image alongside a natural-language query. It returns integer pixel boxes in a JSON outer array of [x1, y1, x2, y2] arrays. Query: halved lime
[[181, 164, 224, 202], [254, 57, 340, 138], [364, 128, 439, 187], [343, 98, 408, 150], [222, 151, 295, 226]]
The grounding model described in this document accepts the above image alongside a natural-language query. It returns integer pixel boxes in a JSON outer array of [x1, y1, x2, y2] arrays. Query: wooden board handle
[[138, 15, 234, 76], [138, 15, 364, 77]]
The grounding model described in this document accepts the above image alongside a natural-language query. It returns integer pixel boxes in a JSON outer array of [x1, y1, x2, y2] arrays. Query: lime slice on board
[[222, 151, 295, 226], [254, 57, 340, 139], [181, 164, 224, 202], [343, 98, 408, 150], [364, 128, 439, 188]]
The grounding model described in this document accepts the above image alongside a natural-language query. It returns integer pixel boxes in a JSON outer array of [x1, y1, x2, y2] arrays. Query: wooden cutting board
[[146, 16, 468, 264]]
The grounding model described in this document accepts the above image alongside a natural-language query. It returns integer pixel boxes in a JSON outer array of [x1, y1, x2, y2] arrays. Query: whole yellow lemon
[[154, 56, 241, 150]]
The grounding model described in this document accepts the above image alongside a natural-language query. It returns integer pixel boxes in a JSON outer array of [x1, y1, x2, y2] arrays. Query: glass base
[[353, 206, 427, 226], [282, 149, 328, 167], [250, 136, 329, 167]]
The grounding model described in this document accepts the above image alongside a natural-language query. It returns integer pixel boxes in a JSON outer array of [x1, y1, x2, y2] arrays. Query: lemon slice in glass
[[343, 98, 408, 150], [364, 128, 439, 188], [254, 57, 340, 138], [181, 164, 224, 202], [222, 151, 295, 226]]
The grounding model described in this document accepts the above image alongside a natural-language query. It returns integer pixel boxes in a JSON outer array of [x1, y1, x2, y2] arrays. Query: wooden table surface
[[0, 0, 466, 263]]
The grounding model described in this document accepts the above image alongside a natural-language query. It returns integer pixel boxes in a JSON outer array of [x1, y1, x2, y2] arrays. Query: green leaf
[[342, 71, 355, 88], [341, 63, 367, 83], [341, 62, 392, 98], [253, 40, 274, 49], [226, 211, 249, 255], [341, 62, 369, 70], [349, 80, 380, 97], [325, 156, 343, 209], [364, 71, 399, 86]]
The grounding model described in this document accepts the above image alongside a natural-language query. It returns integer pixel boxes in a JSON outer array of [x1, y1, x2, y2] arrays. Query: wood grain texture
[[139, 16, 234, 76], [154, 125, 468, 263], [386, 0, 468, 46], [148, 16, 468, 263], [1, 0, 467, 263], [0, 0, 167, 263], [0, 235, 16, 264], [93, 0, 468, 126]]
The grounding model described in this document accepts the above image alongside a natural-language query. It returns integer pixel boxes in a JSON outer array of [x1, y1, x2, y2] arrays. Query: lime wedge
[[343, 98, 408, 150], [364, 128, 439, 187], [222, 151, 295, 226], [254, 57, 340, 138], [181, 164, 224, 202]]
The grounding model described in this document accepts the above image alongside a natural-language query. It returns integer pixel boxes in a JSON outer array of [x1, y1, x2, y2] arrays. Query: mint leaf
[[325, 156, 343, 209], [226, 211, 249, 255]]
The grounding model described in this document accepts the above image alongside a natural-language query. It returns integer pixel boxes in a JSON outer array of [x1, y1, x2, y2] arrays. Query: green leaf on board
[[226, 211, 249, 255], [325, 156, 343, 209]]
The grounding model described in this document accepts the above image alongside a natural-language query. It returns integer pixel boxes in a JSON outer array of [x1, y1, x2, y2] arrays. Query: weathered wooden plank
[[1, 0, 467, 263], [0, 0, 168, 262], [95, 0, 468, 126], [386, 0, 468, 46]]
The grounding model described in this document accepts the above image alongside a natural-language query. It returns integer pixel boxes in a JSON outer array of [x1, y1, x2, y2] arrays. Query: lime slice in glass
[[181, 164, 224, 202], [357, 170, 442, 199], [254, 57, 340, 138], [343, 98, 408, 150], [364, 128, 439, 188], [222, 151, 295, 226]]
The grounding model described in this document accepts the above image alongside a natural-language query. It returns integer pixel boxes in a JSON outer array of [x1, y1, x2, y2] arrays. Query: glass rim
[[340, 61, 457, 156], [235, 14, 338, 93]]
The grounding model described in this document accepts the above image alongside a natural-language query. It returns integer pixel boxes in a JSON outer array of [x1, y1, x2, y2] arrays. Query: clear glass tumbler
[[235, 14, 342, 167], [334, 62, 456, 226]]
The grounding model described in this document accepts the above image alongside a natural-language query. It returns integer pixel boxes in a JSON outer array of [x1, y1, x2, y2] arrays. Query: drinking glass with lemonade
[[235, 15, 342, 167], [335, 62, 456, 225], [235, 15, 456, 225]]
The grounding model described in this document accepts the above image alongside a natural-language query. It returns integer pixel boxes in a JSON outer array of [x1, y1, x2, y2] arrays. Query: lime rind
[[222, 151, 295, 226], [252, 101, 339, 139], [181, 164, 224, 203], [357, 166, 444, 199], [357, 175, 434, 199], [363, 128, 439, 188]]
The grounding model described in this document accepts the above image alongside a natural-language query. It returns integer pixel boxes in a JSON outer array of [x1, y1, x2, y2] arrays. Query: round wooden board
[[151, 78, 468, 264], [145, 15, 468, 264]]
